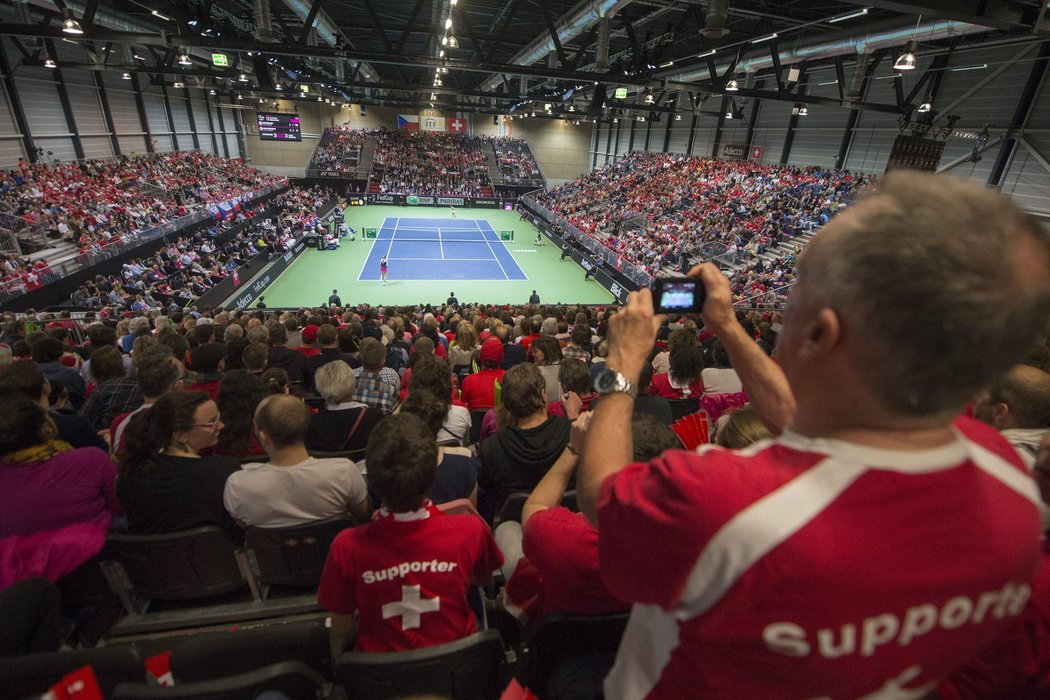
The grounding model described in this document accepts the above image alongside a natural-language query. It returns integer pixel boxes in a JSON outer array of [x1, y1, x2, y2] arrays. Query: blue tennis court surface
[[358, 217, 527, 281]]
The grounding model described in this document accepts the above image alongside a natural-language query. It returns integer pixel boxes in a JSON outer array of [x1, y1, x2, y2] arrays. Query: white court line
[[389, 258, 497, 261], [384, 218, 399, 259], [438, 227, 445, 260], [475, 218, 509, 280]]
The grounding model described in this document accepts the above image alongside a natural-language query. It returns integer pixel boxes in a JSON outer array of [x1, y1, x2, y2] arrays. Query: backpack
[[385, 344, 407, 373]]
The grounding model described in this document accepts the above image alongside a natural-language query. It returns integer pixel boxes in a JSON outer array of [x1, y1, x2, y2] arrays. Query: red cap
[[301, 325, 319, 343], [479, 337, 504, 368]]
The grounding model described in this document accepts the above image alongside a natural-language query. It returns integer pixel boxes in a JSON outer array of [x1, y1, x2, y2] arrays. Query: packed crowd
[[371, 131, 491, 197], [537, 152, 867, 287], [1, 174, 1049, 699], [309, 127, 384, 172], [62, 184, 334, 311], [0, 152, 284, 251], [486, 136, 542, 184]]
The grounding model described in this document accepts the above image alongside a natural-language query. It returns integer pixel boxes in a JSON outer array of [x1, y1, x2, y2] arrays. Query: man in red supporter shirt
[[318, 413, 502, 653], [297, 325, 321, 357], [459, 338, 506, 411], [184, 343, 225, 401], [578, 173, 1050, 700]]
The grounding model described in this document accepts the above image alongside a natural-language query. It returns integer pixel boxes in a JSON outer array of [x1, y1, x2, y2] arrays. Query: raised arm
[[693, 263, 796, 433]]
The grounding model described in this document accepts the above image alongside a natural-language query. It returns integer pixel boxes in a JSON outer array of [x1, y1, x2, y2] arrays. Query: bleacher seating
[[370, 131, 492, 197]]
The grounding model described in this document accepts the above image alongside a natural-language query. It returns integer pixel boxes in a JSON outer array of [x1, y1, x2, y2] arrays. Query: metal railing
[[0, 182, 287, 306], [520, 195, 653, 286]]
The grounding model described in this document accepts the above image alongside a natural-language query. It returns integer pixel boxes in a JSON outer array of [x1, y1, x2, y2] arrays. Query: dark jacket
[[268, 345, 306, 384], [500, 343, 527, 370], [305, 348, 361, 391], [479, 416, 570, 510]]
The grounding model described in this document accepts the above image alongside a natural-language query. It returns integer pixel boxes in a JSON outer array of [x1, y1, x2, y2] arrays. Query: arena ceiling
[[0, 0, 1047, 116]]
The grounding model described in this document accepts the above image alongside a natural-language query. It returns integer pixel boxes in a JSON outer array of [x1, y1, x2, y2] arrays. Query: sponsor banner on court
[[368, 194, 398, 205], [225, 237, 309, 310], [366, 194, 500, 208], [437, 196, 465, 206], [472, 199, 498, 209], [406, 195, 436, 206]]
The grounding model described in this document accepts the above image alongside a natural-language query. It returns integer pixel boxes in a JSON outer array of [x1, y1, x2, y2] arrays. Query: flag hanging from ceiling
[[397, 114, 419, 130], [448, 117, 467, 133]]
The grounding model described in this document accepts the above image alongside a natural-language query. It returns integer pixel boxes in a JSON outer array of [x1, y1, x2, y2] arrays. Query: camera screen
[[659, 282, 696, 309]]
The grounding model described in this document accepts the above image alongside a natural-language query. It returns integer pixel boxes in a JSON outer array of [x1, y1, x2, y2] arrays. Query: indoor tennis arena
[[0, 0, 1049, 698]]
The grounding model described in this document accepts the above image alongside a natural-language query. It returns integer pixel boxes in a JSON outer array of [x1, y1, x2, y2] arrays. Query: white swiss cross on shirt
[[449, 119, 466, 133], [382, 585, 441, 629]]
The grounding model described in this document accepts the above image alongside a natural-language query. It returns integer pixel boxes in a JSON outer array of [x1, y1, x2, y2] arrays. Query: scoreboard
[[257, 113, 302, 142]]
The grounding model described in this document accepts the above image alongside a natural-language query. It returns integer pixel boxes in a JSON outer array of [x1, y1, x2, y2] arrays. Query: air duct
[[479, 0, 634, 91], [846, 50, 869, 99], [254, 0, 274, 42], [668, 19, 990, 84], [701, 0, 729, 39]]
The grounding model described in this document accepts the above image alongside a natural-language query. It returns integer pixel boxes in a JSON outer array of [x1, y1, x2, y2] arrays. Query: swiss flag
[[449, 118, 467, 134]]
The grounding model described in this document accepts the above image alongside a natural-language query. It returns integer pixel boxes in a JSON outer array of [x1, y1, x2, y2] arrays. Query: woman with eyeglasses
[[116, 390, 242, 542]]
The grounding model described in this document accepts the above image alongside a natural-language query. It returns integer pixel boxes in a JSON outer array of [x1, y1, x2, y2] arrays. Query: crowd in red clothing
[[372, 131, 491, 197], [537, 152, 869, 281], [0, 152, 284, 256]]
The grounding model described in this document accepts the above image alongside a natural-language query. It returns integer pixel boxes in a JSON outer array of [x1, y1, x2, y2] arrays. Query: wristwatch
[[593, 368, 638, 399]]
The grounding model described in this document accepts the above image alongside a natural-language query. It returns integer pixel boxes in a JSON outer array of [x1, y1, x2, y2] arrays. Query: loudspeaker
[[493, 114, 499, 125], [251, 55, 274, 91], [587, 85, 607, 115]]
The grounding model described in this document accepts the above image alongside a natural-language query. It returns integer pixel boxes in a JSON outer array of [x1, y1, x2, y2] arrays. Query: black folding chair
[[244, 515, 355, 594], [667, 397, 701, 421], [112, 660, 328, 699], [519, 612, 630, 699], [335, 629, 505, 700], [0, 645, 146, 699]]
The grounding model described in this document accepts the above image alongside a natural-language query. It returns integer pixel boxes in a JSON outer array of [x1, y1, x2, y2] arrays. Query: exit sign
[[300, 84, 310, 93], [211, 53, 228, 67], [614, 87, 628, 99]]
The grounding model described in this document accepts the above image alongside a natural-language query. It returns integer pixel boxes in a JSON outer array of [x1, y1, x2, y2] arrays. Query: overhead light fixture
[[725, 79, 739, 91], [317, 95, 322, 101], [439, 50, 445, 58], [431, 92, 437, 99], [435, 79, 443, 86], [178, 53, 191, 66], [637, 115, 645, 122], [798, 106, 808, 116], [44, 56, 57, 68], [237, 93, 243, 100], [829, 8, 869, 23], [725, 109, 733, 119], [750, 33, 778, 44], [568, 104, 575, 112], [238, 73, 248, 82], [574, 120, 580, 125], [441, 36, 448, 46], [917, 101, 932, 113], [612, 117, 618, 123], [151, 10, 172, 21], [659, 61, 674, 68], [697, 49, 717, 59], [445, 18, 453, 31], [675, 113, 681, 121], [448, 36, 459, 49], [644, 93, 654, 104], [122, 72, 132, 80], [259, 98, 264, 103], [530, 111, 536, 117], [62, 11, 84, 35], [173, 80, 184, 88], [275, 83, 282, 90], [894, 41, 917, 71], [209, 88, 216, 95], [951, 64, 988, 72]]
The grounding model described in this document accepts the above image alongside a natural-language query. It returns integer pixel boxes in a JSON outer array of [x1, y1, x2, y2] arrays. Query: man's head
[[359, 337, 386, 371], [779, 172, 1050, 421], [973, 365, 1050, 431], [558, 359, 592, 397], [501, 363, 547, 420], [315, 360, 357, 404], [0, 361, 48, 405], [30, 336, 64, 364], [367, 413, 437, 512], [317, 324, 338, 348], [254, 394, 310, 453], [136, 345, 181, 400], [242, 342, 269, 373]]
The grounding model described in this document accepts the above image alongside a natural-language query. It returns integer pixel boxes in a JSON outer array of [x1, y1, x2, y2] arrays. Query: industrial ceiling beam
[[837, 0, 1035, 32]]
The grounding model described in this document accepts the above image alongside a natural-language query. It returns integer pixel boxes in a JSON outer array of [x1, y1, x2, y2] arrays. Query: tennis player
[[380, 256, 389, 286]]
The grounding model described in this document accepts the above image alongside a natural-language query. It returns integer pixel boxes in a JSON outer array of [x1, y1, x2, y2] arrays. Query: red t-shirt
[[649, 373, 704, 399], [505, 506, 628, 622], [598, 417, 1042, 699], [318, 504, 503, 652], [459, 368, 506, 411]]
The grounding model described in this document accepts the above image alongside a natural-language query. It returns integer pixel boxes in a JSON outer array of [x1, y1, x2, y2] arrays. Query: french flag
[[397, 114, 419, 131]]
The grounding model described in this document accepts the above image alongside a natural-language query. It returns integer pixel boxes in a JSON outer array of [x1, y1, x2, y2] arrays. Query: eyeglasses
[[193, 416, 222, 429]]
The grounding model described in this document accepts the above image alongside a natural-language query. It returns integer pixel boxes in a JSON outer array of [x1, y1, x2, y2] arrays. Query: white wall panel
[[35, 137, 76, 162], [666, 119, 690, 154], [168, 94, 192, 133], [14, 76, 67, 136], [225, 133, 240, 159], [65, 84, 107, 134], [0, 138, 26, 168], [142, 92, 170, 135], [117, 135, 148, 155], [105, 88, 144, 134], [79, 135, 113, 159]]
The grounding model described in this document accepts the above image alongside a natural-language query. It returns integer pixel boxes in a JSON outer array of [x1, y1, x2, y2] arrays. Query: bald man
[[973, 364, 1050, 468], [223, 394, 371, 527]]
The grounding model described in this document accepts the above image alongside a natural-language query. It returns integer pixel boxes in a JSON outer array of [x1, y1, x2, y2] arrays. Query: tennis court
[[358, 217, 528, 281]]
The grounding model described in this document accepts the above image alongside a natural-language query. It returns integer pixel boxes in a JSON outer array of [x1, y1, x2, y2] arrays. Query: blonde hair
[[714, 406, 772, 449]]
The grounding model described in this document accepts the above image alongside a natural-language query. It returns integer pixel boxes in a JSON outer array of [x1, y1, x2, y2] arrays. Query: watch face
[[595, 369, 619, 393]]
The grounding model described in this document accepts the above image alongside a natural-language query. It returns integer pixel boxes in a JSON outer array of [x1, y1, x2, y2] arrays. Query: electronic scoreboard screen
[[257, 113, 302, 142]]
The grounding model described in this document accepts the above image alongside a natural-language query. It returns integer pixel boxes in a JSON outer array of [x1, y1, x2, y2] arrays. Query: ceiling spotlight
[[798, 106, 808, 116], [644, 94, 654, 104], [238, 73, 249, 82], [439, 50, 445, 58], [917, 101, 932, 113], [209, 88, 216, 95], [637, 115, 645, 122], [275, 83, 282, 90], [725, 109, 733, 119], [178, 53, 191, 66], [259, 98, 264, 103], [445, 18, 453, 29], [725, 79, 739, 91], [237, 93, 243, 100], [44, 56, 56, 68], [568, 105, 575, 112], [317, 95, 322, 101], [894, 41, 917, 71], [447, 36, 459, 49], [531, 111, 536, 117], [612, 117, 618, 123], [62, 11, 84, 35], [151, 10, 172, 21], [675, 113, 682, 121], [450, 0, 457, 5], [829, 8, 868, 23], [122, 72, 132, 80], [435, 79, 443, 86], [441, 36, 448, 46], [574, 120, 580, 125], [173, 80, 184, 88], [431, 92, 437, 99]]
